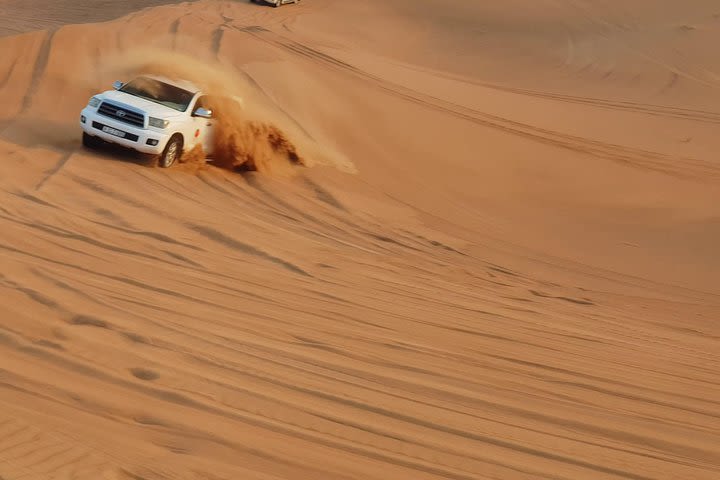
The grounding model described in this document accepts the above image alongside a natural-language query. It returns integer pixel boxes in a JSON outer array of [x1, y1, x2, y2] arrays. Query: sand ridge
[[0, 0, 719, 479]]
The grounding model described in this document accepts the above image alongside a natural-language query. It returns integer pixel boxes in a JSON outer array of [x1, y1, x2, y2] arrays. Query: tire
[[82, 132, 101, 149], [157, 135, 182, 168]]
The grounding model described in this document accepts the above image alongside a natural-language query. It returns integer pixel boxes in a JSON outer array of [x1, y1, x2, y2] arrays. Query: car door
[[202, 118, 215, 156], [192, 95, 216, 156]]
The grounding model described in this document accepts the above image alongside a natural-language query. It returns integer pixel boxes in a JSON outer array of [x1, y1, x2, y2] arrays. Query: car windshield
[[119, 77, 194, 112]]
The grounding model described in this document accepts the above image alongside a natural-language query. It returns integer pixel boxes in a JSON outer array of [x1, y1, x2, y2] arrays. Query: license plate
[[102, 126, 126, 138]]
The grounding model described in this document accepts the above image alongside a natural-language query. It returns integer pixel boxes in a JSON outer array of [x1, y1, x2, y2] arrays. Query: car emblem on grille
[[116, 110, 126, 118]]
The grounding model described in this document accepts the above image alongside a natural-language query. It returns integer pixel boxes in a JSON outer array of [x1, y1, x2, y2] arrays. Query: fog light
[[146, 139, 159, 146], [80, 115, 86, 123]]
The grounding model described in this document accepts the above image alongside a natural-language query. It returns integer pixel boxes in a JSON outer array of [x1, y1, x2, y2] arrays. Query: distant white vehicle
[[80, 75, 239, 168], [251, 0, 300, 7]]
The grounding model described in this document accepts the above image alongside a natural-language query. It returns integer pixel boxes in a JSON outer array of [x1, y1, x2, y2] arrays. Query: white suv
[[80, 75, 228, 167], [252, 0, 300, 6]]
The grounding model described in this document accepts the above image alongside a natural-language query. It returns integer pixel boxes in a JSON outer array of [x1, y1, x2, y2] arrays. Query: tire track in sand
[[239, 27, 720, 182], [20, 28, 56, 114]]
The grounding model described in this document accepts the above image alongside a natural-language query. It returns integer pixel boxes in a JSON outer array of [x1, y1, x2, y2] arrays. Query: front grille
[[97, 101, 145, 128], [92, 121, 139, 142]]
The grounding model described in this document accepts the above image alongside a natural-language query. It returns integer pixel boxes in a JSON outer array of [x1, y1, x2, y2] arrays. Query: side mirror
[[194, 107, 213, 119], [112, 80, 124, 90]]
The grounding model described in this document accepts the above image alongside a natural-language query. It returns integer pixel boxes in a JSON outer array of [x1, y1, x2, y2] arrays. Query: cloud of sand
[[96, 47, 355, 174]]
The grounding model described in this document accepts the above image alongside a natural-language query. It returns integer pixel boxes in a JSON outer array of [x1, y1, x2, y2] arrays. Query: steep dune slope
[[0, 1, 718, 479], [0, 0, 195, 36]]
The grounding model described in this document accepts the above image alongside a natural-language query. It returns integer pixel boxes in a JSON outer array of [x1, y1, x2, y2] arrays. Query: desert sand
[[0, 0, 719, 479]]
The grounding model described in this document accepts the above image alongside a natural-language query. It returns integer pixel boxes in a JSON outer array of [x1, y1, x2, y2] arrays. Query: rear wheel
[[157, 135, 182, 168]]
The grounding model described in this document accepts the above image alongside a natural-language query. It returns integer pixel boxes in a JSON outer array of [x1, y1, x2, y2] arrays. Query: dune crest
[[0, 1, 718, 480]]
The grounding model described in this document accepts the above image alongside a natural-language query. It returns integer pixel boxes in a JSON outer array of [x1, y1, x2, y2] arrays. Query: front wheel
[[157, 135, 182, 168]]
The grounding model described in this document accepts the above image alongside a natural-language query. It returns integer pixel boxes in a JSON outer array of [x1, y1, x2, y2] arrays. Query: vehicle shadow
[[1, 116, 156, 168], [83, 141, 158, 168]]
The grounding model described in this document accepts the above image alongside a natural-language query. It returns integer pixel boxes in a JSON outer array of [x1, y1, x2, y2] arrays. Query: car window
[[120, 77, 194, 112]]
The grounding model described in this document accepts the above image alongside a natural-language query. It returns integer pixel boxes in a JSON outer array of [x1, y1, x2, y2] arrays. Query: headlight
[[149, 117, 169, 129], [88, 96, 101, 108]]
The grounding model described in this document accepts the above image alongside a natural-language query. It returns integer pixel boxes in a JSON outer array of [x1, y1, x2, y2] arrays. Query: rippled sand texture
[[0, 1, 719, 479]]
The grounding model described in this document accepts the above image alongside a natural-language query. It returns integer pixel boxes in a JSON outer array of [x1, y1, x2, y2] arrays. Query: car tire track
[[20, 28, 57, 114], [34, 151, 73, 192], [239, 28, 720, 182]]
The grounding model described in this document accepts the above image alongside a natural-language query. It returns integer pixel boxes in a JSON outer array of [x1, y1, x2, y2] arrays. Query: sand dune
[[0, 0, 718, 479]]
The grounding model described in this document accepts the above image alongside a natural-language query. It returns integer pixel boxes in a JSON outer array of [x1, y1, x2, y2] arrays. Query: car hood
[[100, 90, 186, 118]]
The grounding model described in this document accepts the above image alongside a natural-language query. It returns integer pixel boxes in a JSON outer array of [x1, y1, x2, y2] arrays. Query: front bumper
[[80, 107, 170, 155]]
